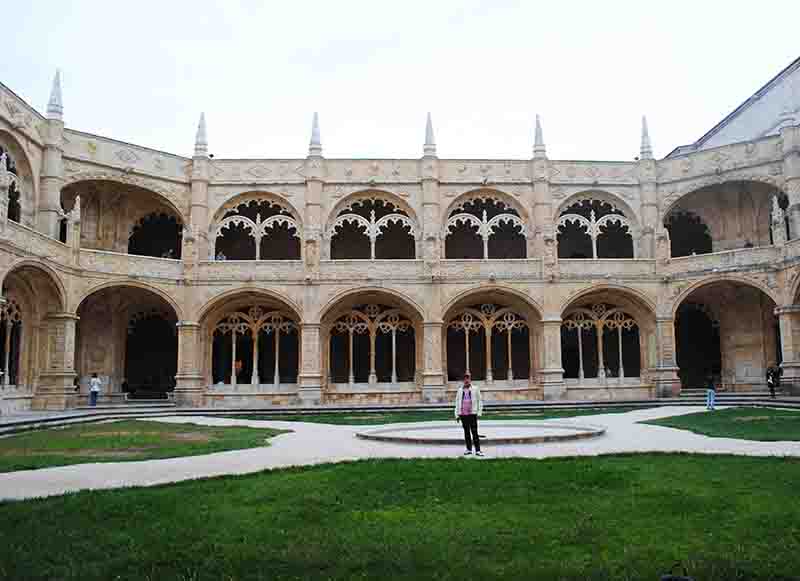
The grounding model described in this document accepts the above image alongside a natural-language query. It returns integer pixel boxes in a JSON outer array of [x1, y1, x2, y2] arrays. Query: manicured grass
[[645, 407, 800, 441], [2, 455, 800, 580], [220, 406, 648, 425], [0, 420, 288, 473]]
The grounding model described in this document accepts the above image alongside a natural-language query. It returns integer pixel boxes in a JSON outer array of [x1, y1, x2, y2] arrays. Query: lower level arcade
[[0, 265, 794, 411]]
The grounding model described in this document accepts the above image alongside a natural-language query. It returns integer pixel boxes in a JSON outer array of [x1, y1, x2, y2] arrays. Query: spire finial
[[640, 115, 653, 160], [47, 69, 63, 121], [533, 114, 546, 159], [424, 112, 436, 156], [309, 112, 322, 156], [194, 113, 208, 157]]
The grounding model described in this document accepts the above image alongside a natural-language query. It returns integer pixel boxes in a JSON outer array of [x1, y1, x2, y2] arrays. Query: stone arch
[[443, 188, 530, 226], [442, 285, 541, 386], [210, 192, 302, 261], [560, 284, 656, 320], [196, 287, 302, 324], [319, 286, 424, 325], [61, 173, 186, 222], [1, 260, 67, 313], [74, 281, 184, 321], [320, 287, 423, 393], [671, 276, 779, 390], [555, 189, 638, 224], [325, 189, 420, 233], [0, 129, 37, 226], [75, 282, 181, 398], [670, 275, 780, 320], [443, 285, 543, 323], [325, 190, 419, 260]]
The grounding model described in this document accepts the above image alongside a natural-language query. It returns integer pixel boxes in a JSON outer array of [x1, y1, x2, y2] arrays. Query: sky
[[4, 1, 800, 161]]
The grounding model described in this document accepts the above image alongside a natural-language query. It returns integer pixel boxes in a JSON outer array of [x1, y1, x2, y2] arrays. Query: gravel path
[[1, 406, 798, 501]]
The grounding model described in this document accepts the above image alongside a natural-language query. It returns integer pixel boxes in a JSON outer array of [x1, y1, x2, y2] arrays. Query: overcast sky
[[5, 1, 800, 160]]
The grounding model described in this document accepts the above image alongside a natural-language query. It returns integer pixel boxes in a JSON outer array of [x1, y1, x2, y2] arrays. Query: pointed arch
[[1, 260, 67, 314], [74, 281, 184, 321]]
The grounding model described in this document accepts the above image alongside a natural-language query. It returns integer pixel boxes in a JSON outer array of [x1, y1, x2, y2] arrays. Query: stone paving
[[1, 406, 799, 501]]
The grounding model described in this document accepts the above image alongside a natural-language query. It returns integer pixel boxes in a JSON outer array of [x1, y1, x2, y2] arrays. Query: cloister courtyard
[[1, 404, 800, 580]]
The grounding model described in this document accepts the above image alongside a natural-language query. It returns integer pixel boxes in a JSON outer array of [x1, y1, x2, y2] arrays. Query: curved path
[[1, 406, 798, 501]]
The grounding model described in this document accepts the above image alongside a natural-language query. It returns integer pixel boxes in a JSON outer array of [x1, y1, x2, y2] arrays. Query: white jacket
[[454, 384, 483, 418]]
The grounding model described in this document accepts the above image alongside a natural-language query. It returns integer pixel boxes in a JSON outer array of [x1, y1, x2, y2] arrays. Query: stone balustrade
[[80, 249, 183, 279], [436, 259, 543, 280], [5, 222, 73, 265], [319, 259, 425, 280], [197, 260, 305, 281], [662, 246, 782, 275], [559, 258, 656, 279]]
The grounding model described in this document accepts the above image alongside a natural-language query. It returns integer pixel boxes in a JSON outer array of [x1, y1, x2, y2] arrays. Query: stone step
[[76, 402, 176, 410]]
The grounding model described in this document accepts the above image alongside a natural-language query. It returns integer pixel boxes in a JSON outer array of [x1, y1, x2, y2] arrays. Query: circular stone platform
[[355, 421, 605, 445]]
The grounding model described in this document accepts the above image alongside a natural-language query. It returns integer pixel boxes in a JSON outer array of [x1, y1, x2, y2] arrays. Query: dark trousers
[[460, 414, 480, 452], [89, 391, 98, 406]]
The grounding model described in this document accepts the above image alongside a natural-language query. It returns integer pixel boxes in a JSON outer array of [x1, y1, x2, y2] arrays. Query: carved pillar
[[539, 317, 565, 400], [781, 126, 800, 239], [273, 328, 281, 387], [421, 153, 440, 266], [638, 157, 658, 258], [304, 156, 325, 274], [776, 306, 800, 394], [250, 330, 259, 386], [174, 321, 204, 406], [484, 325, 493, 383], [422, 322, 445, 402], [298, 323, 322, 405], [39, 117, 65, 238], [653, 317, 680, 397], [530, 152, 551, 258], [190, 155, 210, 261], [368, 329, 377, 385], [68, 195, 81, 265], [32, 313, 78, 410], [0, 161, 9, 235]]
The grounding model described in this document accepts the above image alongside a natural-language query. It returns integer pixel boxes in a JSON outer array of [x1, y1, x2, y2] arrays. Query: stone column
[[421, 152, 440, 265], [531, 158, 551, 262], [539, 317, 565, 400], [32, 313, 78, 410], [781, 126, 800, 239], [174, 321, 204, 406], [39, 116, 65, 238], [776, 306, 800, 394], [653, 317, 680, 397], [189, 155, 210, 261], [0, 163, 10, 235], [638, 157, 658, 259], [298, 323, 322, 405], [421, 322, 445, 402], [304, 155, 324, 274]]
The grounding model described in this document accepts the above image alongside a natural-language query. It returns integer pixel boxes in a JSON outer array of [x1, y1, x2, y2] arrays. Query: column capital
[[775, 306, 800, 316], [301, 322, 321, 330], [541, 317, 563, 325], [46, 312, 80, 322], [176, 321, 201, 329]]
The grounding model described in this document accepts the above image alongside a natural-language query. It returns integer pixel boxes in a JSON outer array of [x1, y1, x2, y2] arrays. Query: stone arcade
[[1, 59, 800, 412]]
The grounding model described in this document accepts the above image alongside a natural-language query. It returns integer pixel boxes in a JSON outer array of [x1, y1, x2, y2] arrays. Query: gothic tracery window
[[0, 298, 22, 386], [561, 303, 640, 381], [0, 146, 21, 223], [214, 199, 301, 260], [444, 196, 526, 259], [328, 304, 415, 384], [446, 303, 530, 382], [329, 198, 416, 260], [557, 199, 634, 259], [212, 306, 299, 387]]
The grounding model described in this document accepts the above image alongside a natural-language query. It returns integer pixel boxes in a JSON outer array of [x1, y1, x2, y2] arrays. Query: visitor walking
[[766, 365, 781, 399], [706, 375, 716, 411], [89, 373, 101, 407], [454, 372, 483, 456]]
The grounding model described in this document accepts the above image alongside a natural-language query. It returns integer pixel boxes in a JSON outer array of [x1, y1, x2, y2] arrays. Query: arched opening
[[329, 197, 416, 260], [76, 286, 178, 401], [128, 212, 182, 258], [214, 198, 301, 261], [61, 180, 183, 256], [665, 180, 785, 254], [328, 304, 416, 385], [444, 196, 526, 259], [675, 303, 721, 388], [0, 145, 22, 223], [558, 199, 634, 259], [125, 311, 178, 397], [675, 281, 778, 391], [444, 298, 536, 388], [665, 211, 712, 257], [0, 299, 22, 386]]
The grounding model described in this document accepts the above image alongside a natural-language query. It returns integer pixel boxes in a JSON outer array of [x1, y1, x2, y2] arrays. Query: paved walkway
[[1, 406, 799, 501]]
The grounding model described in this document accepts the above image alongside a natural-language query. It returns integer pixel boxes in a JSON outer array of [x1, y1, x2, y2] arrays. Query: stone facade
[[1, 68, 800, 413]]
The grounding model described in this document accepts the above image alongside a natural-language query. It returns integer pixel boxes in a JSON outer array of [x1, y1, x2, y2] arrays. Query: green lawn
[[220, 406, 648, 425], [2, 455, 799, 580], [645, 407, 800, 441], [0, 420, 288, 473]]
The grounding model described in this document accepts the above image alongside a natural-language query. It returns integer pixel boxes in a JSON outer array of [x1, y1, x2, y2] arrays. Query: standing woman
[[706, 374, 716, 411], [454, 372, 484, 456]]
